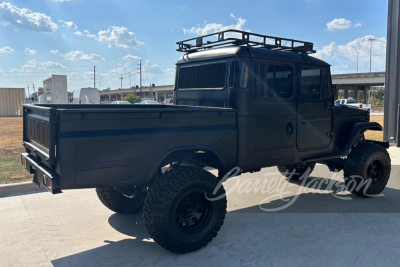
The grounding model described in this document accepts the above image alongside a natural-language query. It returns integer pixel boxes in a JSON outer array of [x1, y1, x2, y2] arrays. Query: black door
[[252, 62, 297, 164], [297, 66, 333, 151]]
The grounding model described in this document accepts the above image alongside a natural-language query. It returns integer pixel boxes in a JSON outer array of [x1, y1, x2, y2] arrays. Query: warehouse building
[[0, 88, 25, 117]]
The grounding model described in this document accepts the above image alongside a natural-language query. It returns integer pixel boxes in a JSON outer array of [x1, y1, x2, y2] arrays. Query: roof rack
[[176, 29, 316, 54]]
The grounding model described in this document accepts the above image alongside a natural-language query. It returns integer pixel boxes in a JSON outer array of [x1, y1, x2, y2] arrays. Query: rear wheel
[[343, 142, 391, 197], [143, 166, 227, 254], [96, 187, 145, 214], [277, 162, 316, 181]]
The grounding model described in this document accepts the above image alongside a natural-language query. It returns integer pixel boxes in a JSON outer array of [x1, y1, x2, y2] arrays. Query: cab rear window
[[178, 63, 226, 90]]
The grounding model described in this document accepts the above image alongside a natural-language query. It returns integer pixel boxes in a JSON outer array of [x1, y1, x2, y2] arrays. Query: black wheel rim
[[367, 159, 384, 184], [175, 191, 210, 231]]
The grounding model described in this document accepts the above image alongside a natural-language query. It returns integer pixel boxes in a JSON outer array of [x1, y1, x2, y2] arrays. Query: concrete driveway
[[1, 148, 400, 267]]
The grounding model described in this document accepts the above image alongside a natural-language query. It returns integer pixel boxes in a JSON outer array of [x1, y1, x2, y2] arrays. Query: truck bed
[[21, 104, 237, 193]]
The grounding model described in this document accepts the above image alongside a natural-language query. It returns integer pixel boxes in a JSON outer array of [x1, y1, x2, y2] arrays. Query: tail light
[[360, 104, 362, 108], [43, 174, 52, 190], [79, 100, 81, 104]]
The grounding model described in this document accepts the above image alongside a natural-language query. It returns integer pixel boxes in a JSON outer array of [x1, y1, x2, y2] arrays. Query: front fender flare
[[342, 122, 383, 154]]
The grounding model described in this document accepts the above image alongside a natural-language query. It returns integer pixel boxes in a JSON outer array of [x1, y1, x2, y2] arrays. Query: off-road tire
[[143, 166, 227, 254], [277, 162, 316, 180], [343, 142, 391, 197], [96, 187, 145, 214]]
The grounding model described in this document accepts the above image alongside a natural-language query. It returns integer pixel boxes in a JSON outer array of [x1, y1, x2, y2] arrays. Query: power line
[[138, 59, 142, 98]]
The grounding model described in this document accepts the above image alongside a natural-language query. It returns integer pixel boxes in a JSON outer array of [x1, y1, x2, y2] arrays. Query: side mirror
[[332, 84, 338, 101]]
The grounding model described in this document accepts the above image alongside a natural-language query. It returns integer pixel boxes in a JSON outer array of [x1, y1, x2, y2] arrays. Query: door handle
[[286, 122, 293, 135]]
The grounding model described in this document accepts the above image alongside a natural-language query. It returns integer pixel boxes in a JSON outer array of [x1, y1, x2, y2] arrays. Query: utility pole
[[353, 47, 359, 73], [120, 76, 123, 89], [27, 84, 30, 100], [138, 59, 142, 98], [368, 38, 375, 72], [32, 83, 35, 94], [94, 66, 96, 88]]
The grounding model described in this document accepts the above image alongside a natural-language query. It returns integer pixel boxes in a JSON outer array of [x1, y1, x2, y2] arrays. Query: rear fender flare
[[147, 146, 226, 183]]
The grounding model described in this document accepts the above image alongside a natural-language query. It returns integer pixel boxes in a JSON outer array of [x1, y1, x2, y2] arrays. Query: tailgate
[[22, 104, 57, 169]]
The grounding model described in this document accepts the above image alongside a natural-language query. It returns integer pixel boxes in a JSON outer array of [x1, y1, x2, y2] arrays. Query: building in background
[[100, 85, 173, 103], [40, 75, 68, 104], [0, 88, 25, 117]]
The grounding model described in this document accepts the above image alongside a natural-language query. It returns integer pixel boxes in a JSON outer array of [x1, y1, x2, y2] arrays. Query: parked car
[[335, 98, 371, 111], [137, 100, 159, 104], [162, 98, 173, 105], [111, 101, 131, 104], [72, 88, 100, 104], [20, 30, 390, 254]]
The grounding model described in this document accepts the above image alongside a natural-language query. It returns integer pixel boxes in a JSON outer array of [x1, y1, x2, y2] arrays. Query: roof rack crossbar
[[176, 29, 316, 54]]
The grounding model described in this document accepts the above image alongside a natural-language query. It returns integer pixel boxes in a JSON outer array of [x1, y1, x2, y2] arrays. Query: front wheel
[[343, 142, 391, 197], [143, 167, 227, 254]]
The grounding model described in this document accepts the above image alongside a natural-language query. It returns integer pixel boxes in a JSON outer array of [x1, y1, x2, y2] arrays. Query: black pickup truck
[[21, 30, 391, 254]]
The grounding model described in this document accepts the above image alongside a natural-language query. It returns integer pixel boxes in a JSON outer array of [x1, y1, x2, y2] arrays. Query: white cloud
[[106, 63, 134, 76], [143, 60, 163, 73], [50, 50, 59, 54], [354, 23, 362, 28], [25, 48, 37, 55], [83, 30, 96, 38], [10, 68, 32, 73], [62, 34, 66, 38], [313, 42, 338, 60], [312, 35, 387, 73], [123, 54, 140, 60], [23, 59, 67, 69], [69, 72, 89, 80], [11, 59, 66, 72], [74, 29, 97, 38], [54, 0, 74, 2], [0, 46, 14, 53], [164, 67, 175, 74], [98, 26, 143, 48], [183, 14, 247, 35], [0, 2, 58, 33], [326, 18, 352, 31], [61, 50, 105, 62], [59, 20, 77, 29]]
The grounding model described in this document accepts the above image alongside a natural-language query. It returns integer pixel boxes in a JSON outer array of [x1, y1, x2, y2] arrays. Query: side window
[[256, 63, 293, 98], [301, 67, 329, 100], [229, 61, 248, 89]]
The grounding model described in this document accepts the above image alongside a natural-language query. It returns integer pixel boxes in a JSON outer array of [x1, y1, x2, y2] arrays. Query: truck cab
[[173, 31, 372, 172]]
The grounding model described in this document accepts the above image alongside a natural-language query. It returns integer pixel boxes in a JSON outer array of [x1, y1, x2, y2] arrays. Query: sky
[[0, 0, 389, 95]]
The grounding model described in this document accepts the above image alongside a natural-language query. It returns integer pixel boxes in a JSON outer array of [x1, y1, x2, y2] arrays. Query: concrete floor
[[1, 148, 400, 267]]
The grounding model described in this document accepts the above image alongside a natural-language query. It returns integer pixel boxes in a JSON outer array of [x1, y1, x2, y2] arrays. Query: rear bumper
[[20, 153, 62, 194]]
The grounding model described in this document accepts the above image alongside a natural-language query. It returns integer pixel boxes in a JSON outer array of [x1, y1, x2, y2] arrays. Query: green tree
[[122, 93, 141, 104], [370, 87, 385, 104]]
